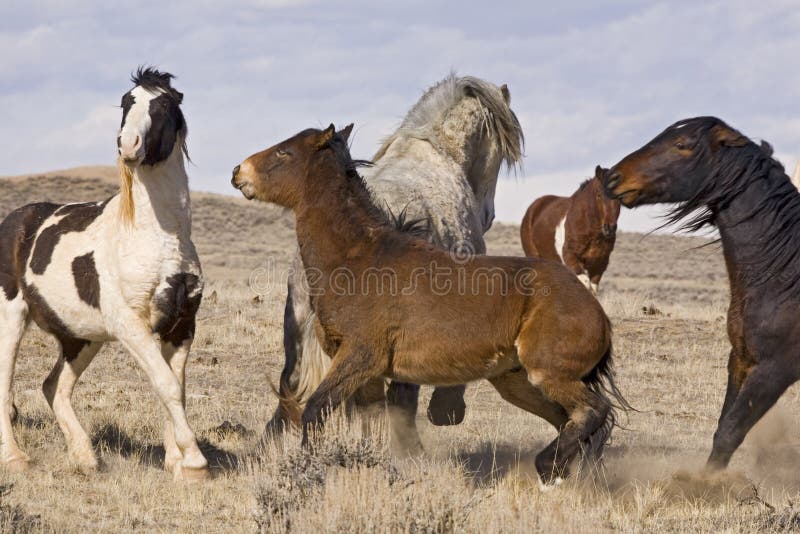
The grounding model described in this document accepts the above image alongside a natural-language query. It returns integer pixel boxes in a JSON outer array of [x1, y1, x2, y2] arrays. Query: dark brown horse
[[604, 116, 800, 470], [233, 125, 629, 486], [520, 166, 620, 294]]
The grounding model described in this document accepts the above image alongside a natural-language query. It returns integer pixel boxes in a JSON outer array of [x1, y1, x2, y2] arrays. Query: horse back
[[520, 195, 570, 261]]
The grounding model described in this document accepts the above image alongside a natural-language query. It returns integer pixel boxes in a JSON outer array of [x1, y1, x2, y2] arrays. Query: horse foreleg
[[386, 381, 424, 457], [117, 317, 207, 481], [160, 338, 191, 475], [707, 359, 796, 470], [561, 248, 593, 293], [301, 343, 383, 448], [717, 349, 749, 425], [43, 339, 103, 470], [427, 384, 467, 426]]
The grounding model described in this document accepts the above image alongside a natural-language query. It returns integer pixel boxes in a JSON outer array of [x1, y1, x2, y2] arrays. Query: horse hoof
[[426, 402, 466, 426], [537, 475, 564, 493], [4, 458, 30, 473], [173, 464, 209, 483]]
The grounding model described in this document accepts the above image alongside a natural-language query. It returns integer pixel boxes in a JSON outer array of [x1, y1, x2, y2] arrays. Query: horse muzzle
[[118, 133, 144, 164]]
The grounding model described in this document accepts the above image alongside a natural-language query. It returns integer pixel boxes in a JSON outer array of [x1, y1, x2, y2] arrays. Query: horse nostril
[[232, 165, 240, 178], [133, 135, 141, 150]]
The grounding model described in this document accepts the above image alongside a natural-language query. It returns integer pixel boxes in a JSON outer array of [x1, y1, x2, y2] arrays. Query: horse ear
[[500, 84, 511, 105], [594, 165, 604, 179], [711, 124, 747, 148], [338, 123, 354, 143], [317, 124, 335, 149]]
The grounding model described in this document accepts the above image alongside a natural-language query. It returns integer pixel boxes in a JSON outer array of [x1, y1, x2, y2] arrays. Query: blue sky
[[1, 0, 799, 232]]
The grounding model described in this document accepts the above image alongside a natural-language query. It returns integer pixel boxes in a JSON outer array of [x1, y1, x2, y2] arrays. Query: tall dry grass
[[0, 172, 796, 532]]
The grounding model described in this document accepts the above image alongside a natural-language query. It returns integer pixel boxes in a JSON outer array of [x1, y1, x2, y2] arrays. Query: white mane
[[374, 73, 524, 170]]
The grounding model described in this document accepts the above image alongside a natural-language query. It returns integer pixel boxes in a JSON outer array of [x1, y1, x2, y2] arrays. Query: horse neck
[[128, 146, 192, 237], [713, 165, 799, 290], [566, 186, 596, 235], [294, 157, 385, 276]]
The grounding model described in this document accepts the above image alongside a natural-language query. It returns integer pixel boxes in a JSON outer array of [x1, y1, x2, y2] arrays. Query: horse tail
[[295, 313, 331, 406], [581, 323, 633, 458]]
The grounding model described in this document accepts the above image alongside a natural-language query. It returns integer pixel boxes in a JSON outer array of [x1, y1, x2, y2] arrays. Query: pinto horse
[[233, 125, 628, 486], [520, 166, 620, 295], [0, 68, 207, 480], [604, 116, 800, 470]]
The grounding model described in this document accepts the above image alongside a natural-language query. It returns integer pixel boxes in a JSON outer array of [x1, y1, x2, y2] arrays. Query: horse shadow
[[455, 441, 544, 487], [91, 424, 241, 474]]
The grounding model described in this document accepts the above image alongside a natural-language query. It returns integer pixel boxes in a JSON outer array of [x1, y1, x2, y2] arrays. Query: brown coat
[[520, 167, 620, 293]]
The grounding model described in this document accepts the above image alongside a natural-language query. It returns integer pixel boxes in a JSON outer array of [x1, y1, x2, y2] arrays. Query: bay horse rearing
[[233, 125, 628, 486], [520, 166, 620, 295], [604, 116, 800, 470], [0, 68, 207, 480]]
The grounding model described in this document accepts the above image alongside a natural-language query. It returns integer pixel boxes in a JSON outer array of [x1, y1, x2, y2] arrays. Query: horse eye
[[675, 141, 687, 150], [277, 149, 289, 157]]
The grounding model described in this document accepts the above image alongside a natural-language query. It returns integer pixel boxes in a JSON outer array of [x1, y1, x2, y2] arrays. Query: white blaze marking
[[119, 86, 159, 156], [554, 215, 566, 262]]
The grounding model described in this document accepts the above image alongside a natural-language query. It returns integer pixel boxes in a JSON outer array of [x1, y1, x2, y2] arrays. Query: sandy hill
[[0, 166, 728, 306]]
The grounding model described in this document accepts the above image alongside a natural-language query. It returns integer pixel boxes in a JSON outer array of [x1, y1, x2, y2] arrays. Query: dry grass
[[0, 169, 797, 532]]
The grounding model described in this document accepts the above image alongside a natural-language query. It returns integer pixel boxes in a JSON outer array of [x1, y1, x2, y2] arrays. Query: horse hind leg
[[531, 376, 611, 487], [0, 292, 29, 471], [488, 368, 568, 431], [42, 338, 103, 470]]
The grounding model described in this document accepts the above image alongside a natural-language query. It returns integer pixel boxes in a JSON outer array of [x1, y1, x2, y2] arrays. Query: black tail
[[581, 331, 634, 458]]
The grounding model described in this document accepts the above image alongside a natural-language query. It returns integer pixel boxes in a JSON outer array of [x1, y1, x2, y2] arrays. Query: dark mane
[[665, 121, 800, 292], [131, 67, 176, 94], [576, 178, 594, 192], [326, 132, 428, 237]]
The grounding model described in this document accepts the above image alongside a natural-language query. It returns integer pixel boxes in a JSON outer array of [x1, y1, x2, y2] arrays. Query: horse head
[[232, 124, 354, 209], [458, 79, 524, 232], [118, 67, 187, 168], [603, 116, 749, 208]]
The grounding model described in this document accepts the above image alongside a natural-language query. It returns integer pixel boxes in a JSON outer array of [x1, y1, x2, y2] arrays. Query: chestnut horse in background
[[604, 116, 800, 471], [233, 125, 629, 487], [520, 166, 620, 294]]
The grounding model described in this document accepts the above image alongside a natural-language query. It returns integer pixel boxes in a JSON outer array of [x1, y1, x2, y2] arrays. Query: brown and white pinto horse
[[233, 125, 628, 487], [520, 166, 620, 294], [0, 68, 207, 480]]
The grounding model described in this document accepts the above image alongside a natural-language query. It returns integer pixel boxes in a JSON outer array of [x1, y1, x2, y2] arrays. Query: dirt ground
[[0, 169, 797, 532]]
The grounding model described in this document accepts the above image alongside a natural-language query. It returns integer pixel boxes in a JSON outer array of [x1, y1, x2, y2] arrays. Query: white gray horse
[[268, 74, 524, 454]]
